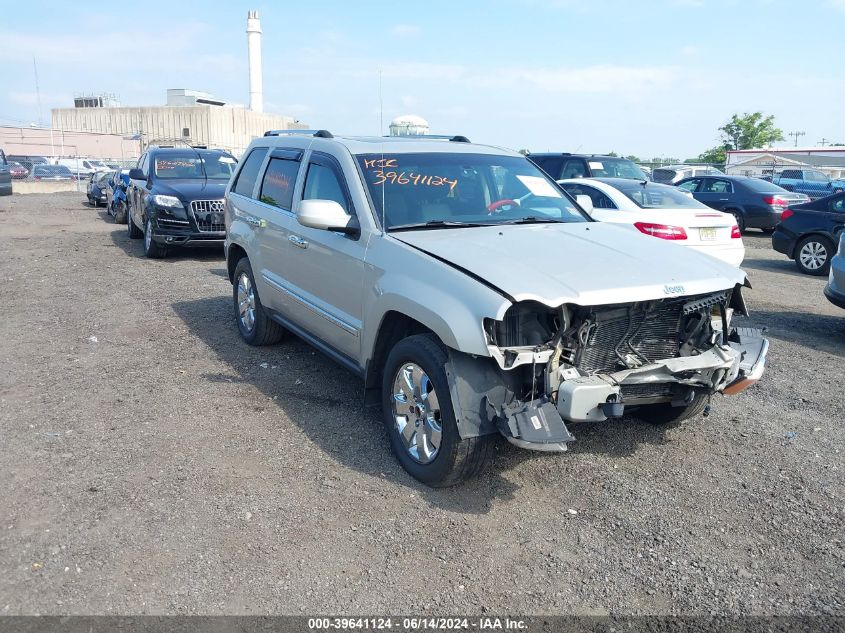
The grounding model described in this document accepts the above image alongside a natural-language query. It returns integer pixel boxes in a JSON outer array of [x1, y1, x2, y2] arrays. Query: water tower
[[389, 115, 429, 137]]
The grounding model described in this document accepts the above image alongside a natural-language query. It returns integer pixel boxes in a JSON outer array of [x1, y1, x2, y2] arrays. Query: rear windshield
[[614, 181, 707, 209], [741, 178, 791, 194], [153, 152, 237, 180], [356, 152, 588, 229], [652, 168, 679, 184], [35, 165, 72, 175]]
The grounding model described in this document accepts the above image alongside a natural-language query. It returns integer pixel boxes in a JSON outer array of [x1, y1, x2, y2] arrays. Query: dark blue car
[[676, 175, 808, 233], [772, 191, 845, 276]]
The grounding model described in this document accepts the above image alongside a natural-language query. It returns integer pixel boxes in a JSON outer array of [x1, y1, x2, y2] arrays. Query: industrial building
[[48, 11, 304, 159], [726, 147, 845, 180]]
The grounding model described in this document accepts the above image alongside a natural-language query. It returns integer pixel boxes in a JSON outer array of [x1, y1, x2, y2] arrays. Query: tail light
[[763, 195, 791, 208], [780, 209, 794, 221], [731, 225, 741, 239], [634, 222, 687, 240]]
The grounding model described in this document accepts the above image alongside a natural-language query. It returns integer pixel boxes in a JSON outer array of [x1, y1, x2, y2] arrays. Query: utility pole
[[818, 138, 829, 147], [788, 131, 805, 147], [33, 57, 43, 127]]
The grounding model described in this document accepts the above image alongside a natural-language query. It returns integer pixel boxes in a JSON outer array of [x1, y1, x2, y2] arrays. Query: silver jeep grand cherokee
[[224, 130, 768, 487]]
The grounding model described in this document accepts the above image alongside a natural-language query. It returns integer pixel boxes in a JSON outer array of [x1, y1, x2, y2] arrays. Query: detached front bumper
[[557, 327, 768, 423]]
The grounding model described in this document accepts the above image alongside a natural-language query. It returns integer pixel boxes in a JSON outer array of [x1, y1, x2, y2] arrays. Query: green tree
[[719, 112, 784, 150], [697, 145, 730, 165], [625, 155, 641, 162]]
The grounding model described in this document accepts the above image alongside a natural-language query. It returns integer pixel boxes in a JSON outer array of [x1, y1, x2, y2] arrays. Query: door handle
[[719, 198, 729, 201], [289, 235, 309, 249]]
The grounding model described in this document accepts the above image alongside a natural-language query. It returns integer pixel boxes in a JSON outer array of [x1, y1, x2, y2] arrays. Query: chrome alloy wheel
[[799, 241, 828, 270], [237, 272, 256, 332], [392, 363, 442, 464]]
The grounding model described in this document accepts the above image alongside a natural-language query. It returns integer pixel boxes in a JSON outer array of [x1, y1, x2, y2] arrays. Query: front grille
[[577, 298, 693, 375], [190, 199, 226, 233]]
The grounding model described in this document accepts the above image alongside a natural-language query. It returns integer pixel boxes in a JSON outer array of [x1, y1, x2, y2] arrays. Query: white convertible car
[[559, 177, 745, 267]]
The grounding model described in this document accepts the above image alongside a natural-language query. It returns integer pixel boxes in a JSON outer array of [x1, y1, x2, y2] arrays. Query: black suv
[[127, 147, 238, 258], [526, 153, 648, 181]]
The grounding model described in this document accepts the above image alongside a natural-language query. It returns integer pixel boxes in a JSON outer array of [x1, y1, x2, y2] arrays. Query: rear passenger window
[[303, 163, 348, 211], [233, 147, 268, 197], [259, 158, 300, 210], [702, 179, 733, 194]]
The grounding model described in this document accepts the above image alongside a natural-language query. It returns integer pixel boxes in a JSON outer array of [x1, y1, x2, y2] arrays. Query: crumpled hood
[[153, 180, 228, 201], [393, 223, 747, 308]]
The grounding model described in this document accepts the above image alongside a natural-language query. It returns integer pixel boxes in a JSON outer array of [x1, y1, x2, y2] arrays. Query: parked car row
[[0, 153, 126, 181]]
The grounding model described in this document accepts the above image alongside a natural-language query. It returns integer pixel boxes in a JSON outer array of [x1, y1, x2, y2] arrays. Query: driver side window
[[677, 179, 701, 193]]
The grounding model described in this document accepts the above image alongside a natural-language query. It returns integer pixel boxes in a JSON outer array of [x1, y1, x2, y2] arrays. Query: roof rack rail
[[409, 134, 471, 143], [263, 129, 334, 138]]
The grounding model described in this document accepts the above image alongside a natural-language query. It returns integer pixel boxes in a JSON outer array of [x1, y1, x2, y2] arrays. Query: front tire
[[794, 235, 833, 276], [382, 334, 492, 487], [127, 208, 142, 239], [634, 392, 709, 425], [232, 258, 285, 346], [143, 217, 166, 259]]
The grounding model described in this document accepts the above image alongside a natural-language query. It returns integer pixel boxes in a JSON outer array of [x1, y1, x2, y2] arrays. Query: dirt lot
[[0, 192, 843, 616]]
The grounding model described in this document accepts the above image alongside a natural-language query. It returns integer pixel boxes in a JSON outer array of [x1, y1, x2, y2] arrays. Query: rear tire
[[794, 235, 833, 276], [727, 209, 745, 233], [113, 200, 127, 224], [635, 392, 709, 425], [381, 334, 492, 487], [232, 257, 285, 346]]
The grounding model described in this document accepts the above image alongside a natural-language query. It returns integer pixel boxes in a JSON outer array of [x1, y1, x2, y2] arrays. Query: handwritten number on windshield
[[372, 170, 458, 191]]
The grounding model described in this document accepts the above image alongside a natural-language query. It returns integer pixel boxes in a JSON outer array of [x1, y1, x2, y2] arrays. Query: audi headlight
[[151, 194, 183, 209]]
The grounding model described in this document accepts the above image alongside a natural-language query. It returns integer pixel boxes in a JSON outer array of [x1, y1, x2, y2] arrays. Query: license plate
[[699, 227, 717, 241]]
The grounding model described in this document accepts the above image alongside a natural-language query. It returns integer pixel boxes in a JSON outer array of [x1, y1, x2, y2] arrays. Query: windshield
[[614, 181, 708, 209], [153, 152, 237, 180], [587, 157, 647, 180], [357, 152, 587, 229]]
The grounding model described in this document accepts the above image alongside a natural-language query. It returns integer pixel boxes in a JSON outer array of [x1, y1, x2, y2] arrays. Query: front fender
[[361, 250, 510, 365]]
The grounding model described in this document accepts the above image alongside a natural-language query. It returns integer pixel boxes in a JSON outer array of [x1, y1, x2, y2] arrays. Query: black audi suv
[[127, 146, 238, 258]]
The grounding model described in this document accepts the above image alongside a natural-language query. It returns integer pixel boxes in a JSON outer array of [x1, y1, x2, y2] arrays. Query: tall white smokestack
[[246, 10, 263, 113]]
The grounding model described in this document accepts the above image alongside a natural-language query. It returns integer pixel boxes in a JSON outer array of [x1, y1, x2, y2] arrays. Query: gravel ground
[[0, 192, 842, 616]]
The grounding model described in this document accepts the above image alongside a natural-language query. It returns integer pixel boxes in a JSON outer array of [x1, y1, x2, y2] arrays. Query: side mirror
[[297, 199, 357, 234], [576, 194, 594, 213], [128, 168, 145, 181]]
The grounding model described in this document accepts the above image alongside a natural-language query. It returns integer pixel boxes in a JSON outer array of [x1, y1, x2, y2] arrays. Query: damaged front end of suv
[[451, 282, 768, 452]]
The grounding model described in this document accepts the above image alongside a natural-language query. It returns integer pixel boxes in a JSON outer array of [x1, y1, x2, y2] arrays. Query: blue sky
[[1, 0, 843, 158]]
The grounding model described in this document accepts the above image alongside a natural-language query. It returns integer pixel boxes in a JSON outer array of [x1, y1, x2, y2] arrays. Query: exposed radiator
[[577, 298, 692, 375]]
